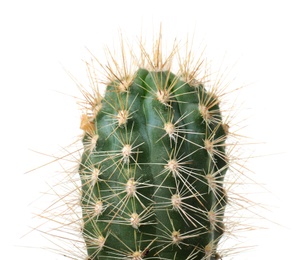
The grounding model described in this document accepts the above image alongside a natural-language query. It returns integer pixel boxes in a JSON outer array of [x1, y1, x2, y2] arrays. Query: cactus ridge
[[78, 36, 231, 260]]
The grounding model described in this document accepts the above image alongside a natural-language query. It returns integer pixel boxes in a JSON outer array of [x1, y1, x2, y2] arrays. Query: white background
[[1, 0, 304, 259]]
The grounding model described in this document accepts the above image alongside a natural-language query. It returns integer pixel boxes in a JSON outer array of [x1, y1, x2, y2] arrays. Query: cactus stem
[[34, 28, 254, 260]]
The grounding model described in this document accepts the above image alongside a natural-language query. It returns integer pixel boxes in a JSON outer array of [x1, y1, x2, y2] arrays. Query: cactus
[[34, 30, 251, 260], [78, 34, 231, 260]]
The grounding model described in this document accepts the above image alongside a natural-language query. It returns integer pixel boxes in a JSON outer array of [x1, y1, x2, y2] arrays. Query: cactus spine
[[78, 34, 232, 260]]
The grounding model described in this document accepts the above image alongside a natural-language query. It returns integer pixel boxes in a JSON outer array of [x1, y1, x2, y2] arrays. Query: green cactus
[[78, 35, 231, 260]]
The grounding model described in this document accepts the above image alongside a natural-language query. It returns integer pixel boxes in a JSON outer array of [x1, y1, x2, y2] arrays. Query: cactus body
[[79, 46, 229, 259]]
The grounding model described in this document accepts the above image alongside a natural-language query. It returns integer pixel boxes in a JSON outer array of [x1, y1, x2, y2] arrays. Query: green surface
[[79, 68, 228, 259]]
